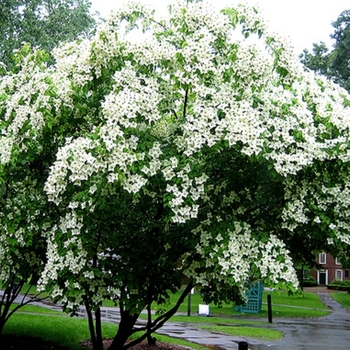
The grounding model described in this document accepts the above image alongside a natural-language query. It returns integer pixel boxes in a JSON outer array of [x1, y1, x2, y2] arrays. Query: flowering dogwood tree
[[0, 42, 98, 334], [1, 0, 350, 348], [0, 46, 55, 334]]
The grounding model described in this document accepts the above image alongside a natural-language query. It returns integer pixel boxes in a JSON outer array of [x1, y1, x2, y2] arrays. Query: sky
[[90, 0, 349, 54]]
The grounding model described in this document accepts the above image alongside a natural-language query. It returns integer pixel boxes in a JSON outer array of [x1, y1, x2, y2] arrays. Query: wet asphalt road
[[253, 292, 350, 350]]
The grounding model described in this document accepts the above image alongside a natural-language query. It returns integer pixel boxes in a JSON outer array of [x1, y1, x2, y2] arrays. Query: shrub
[[327, 279, 350, 290]]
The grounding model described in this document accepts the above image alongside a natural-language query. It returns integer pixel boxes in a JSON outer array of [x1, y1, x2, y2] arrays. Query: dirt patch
[[81, 338, 190, 350]]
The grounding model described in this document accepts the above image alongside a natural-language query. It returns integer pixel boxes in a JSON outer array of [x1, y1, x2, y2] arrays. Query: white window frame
[[336, 270, 343, 281], [335, 257, 341, 265], [319, 252, 326, 264]]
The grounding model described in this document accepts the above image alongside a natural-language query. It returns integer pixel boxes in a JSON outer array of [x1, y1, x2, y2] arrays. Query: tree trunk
[[0, 279, 39, 336], [146, 304, 156, 345], [95, 308, 103, 349], [85, 253, 104, 350], [0, 286, 15, 336], [300, 264, 304, 291], [0, 316, 6, 336], [86, 305, 103, 350], [107, 309, 139, 350]]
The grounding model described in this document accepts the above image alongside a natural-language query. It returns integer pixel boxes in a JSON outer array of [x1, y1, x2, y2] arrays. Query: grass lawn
[[159, 288, 329, 318], [3, 313, 117, 350], [159, 314, 265, 325], [10, 304, 63, 315], [198, 325, 282, 341], [5, 308, 281, 349], [330, 292, 350, 309], [258, 290, 329, 318], [3, 312, 209, 350], [6, 284, 329, 318], [262, 290, 326, 308]]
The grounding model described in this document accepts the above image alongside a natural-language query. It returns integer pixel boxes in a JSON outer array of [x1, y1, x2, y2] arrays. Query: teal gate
[[234, 281, 263, 314]]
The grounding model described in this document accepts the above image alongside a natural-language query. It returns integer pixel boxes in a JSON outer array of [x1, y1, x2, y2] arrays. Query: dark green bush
[[327, 279, 350, 290], [299, 270, 318, 287]]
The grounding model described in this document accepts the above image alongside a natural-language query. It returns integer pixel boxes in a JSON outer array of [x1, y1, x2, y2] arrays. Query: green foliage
[[300, 9, 350, 93], [0, 0, 97, 71], [327, 279, 350, 290], [302, 274, 318, 287], [300, 42, 330, 77]]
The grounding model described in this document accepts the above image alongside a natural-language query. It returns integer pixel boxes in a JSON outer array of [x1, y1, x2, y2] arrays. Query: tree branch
[[183, 87, 189, 120], [123, 282, 194, 349], [151, 281, 194, 330]]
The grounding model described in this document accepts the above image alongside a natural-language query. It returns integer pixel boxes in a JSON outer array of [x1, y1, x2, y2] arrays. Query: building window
[[319, 253, 326, 264], [336, 270, 343, 281], [335, 257, 341, 265], [345, 270, 349, 278]]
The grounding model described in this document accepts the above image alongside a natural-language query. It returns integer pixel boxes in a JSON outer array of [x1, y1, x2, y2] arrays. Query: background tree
[[0, 0, 96, 71], [300, 9, 350, 92], [2, 1, 350, 350], [299, 8, 350, 276]]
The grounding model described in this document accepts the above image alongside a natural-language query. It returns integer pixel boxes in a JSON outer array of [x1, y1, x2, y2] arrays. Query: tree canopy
[[0, 0, 96, 71], [300, 9, 350, 93], [1, 1, 350, 349]]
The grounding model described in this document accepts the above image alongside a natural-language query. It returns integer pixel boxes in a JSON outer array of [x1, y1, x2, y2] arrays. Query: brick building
[[311, 252, 350, 285]]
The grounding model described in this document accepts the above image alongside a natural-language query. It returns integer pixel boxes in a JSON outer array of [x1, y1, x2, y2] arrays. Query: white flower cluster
[[0, 52, 55, 164], [92, 1, 155, 77], [282, 171, 350, 247], [44, 137, 101, 204], [0, 181, 48, 284], [103, 65, 162, 128], [184, 220, 299, 292], [235, 3, 267, 35], [38, 211, 88, 289], [52, 39, 93, 87]]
